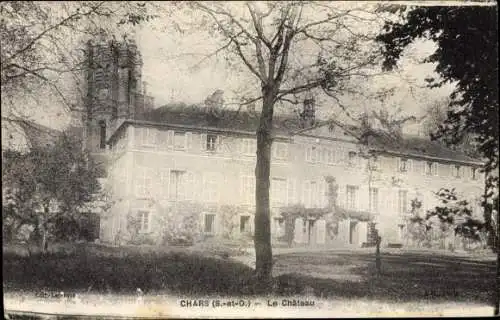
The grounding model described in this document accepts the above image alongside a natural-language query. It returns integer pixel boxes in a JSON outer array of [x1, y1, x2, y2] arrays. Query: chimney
[[300, 96, 316, 128]]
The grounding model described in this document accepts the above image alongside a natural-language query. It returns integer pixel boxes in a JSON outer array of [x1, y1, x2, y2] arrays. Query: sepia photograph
[[2, 0, 498, 318]]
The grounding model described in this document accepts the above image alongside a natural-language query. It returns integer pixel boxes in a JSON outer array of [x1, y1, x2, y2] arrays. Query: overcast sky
[[134, 3, 455, 124], [6, 1, 465, 132]]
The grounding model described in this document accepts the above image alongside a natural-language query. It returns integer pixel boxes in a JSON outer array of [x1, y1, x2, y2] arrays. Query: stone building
[[85, 40, 485, 248]]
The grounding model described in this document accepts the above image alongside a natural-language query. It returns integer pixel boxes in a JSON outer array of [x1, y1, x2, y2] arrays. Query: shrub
[[161, 202, 202, 246]]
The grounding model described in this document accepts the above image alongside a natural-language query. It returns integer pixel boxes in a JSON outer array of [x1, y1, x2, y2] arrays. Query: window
[[326, 148, 335, 165], [141, 128, 156, 146], [303, 181, 321, 207], [398, 190, 408, 214], [241, 175, 255, 204], [241, 139, 256, 155], [306, 146, 321, 163], [399, 158, 409, 172], [170, 132, 187, 150], [174, 132, 186, 150], [311, 146, 318, 162], [346, 185, 358, 210], [204, 214, 216, 234], [112, 105, 118, 119], [206, 134, 217, 151], [240, 216, 251, 233], [348, 151, 357, 166], [271, 178, 287, 206], [99, 120, 106, 149], [369, 156, 379, 171], [136, 167, 153, 197], [273, 142, 288, 160], [169, 170, 186, 200], [425, 161, 437, 176], [369, 187, 379, 213], [470, 167, 478, 180], [95, 69, 104, 83], [452, 165, 461, 178], [137, 211, 150, 232]]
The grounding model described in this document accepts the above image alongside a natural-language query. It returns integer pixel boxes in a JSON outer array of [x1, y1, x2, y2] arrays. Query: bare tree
[[182, 1, 387, 285], [1, 1, 159, 133]]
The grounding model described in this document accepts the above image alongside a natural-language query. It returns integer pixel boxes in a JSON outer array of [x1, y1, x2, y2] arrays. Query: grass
[[273, 250, 496, 304], [3, 242, 497, 306], [3, 243, 256, 296]]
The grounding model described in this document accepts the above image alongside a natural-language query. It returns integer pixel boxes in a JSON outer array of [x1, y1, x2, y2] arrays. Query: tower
[[84, 36, 148, 152]]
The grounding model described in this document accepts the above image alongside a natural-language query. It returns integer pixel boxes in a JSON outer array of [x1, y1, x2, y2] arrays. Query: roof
[[138, 104, 303, 135], [109, 104, 483, 166], [356, 128, 482, 165]]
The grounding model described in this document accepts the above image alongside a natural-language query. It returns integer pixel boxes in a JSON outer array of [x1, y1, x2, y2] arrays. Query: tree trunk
[[495, 207, 500, 315], [40, 204, 49, 254], [254, 88, 275, 287], [41, 227, 48, 254]]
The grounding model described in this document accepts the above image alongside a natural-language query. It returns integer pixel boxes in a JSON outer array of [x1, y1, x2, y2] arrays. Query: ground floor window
[[137, 210, 150, 232], [240, 215, 251, 233], [204, 214, 216, 234]]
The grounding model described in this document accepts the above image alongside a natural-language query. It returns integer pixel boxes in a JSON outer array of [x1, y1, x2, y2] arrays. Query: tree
[[184, 1, 386, 285], [2, 131, 105, 253], [1, 1, 158, 141], [376, 4, 499, 249], [377, 6, 500, 313], [424, 188, 486, 249], [421, 97, 481, 159]]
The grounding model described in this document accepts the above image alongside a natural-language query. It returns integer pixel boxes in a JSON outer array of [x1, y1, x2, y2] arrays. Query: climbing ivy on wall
[[279, 175, 342, 247]]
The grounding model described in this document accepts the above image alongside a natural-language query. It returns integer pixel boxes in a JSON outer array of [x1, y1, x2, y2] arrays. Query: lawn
[[3, 242, 497, 317], [272, 249, 496, 304]]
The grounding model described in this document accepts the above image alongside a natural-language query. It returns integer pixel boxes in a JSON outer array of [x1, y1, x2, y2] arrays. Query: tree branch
[[189, 40, 233, 71], [274, 29, 294, 84], [194, 3, 266, 83], [277, 79, 323, 98], [296, 9, 352, 34], [246, 3, 272, 49], [6, 2, 107, 63]]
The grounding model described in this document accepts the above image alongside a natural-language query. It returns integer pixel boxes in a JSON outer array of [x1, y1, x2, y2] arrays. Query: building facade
[[93, 106, 484, 247], [86, 40, 485, 248]]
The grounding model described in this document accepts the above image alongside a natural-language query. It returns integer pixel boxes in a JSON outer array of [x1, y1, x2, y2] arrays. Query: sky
[[134, 3, 455, 126], [2, 1, 466, 133]]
